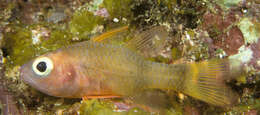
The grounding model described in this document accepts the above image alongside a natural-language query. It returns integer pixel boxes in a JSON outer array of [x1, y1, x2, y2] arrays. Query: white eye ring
[[32, 57, 54, 77]]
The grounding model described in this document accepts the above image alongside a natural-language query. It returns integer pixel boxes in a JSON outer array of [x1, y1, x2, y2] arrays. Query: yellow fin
[[92, 26, 129, 42], [183, 59, 240, 107], [125, 26, 169, 57]]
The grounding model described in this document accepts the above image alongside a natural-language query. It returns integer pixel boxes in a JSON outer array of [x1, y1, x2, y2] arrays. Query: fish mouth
[[19, 63, 36, 86], [20, 67, 44, 94], [19, 64, 27, 82], [20, 69, 33, 85]]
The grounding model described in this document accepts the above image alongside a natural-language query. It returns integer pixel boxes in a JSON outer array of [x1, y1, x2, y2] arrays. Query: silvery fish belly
[[20, 27, 243, 107]]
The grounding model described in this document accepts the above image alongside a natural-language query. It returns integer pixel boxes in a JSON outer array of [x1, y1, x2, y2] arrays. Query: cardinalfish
[[20, 26, 242, 107]]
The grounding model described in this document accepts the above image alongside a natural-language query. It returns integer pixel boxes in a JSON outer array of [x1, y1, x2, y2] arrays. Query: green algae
[[79, 99, 118, 115], [171, 47, 182, 61], [163, 0, 178, 9], [214, 49, 227, 58], [4, 24, 72, 67], [78, 99, 150, 115], [78, 99, 184, 115], [102, 0, 132, 19], [4, 25, 34, 66], [215, 0, 242, 11], [69, 10, 104, 40], [238, 17, 260, 44], [231, 98, 260, 113], [41, 29, 72, 49]]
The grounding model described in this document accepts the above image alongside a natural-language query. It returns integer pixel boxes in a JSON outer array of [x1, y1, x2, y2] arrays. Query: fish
[[20, 26, 243, 107]]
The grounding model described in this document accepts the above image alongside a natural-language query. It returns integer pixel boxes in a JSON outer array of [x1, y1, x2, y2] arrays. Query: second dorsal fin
[[125, 26, 169, 57]]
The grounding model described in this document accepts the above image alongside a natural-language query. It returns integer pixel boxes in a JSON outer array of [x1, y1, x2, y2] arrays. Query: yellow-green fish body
[[20, 27, 241, 107]]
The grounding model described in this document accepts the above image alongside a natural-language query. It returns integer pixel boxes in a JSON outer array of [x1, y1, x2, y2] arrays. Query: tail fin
[[182, 59, 243, 107]]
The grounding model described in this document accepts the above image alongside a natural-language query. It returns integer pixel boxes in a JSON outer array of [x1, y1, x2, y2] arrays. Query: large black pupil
[[36, 61, 47, 72]]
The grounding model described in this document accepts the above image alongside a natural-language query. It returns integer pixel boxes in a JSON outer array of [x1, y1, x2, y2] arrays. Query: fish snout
[[19, 62, 34, 84]]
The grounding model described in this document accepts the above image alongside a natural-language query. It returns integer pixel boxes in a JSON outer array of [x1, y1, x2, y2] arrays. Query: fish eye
[[32, 57, 53, 77]]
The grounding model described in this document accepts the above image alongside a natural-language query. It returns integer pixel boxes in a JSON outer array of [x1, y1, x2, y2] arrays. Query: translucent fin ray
[[125, 26, 169, 57], [183, 59, 240, 107]]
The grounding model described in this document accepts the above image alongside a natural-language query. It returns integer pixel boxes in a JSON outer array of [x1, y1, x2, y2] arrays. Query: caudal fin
[[182, 59, 242, 107]]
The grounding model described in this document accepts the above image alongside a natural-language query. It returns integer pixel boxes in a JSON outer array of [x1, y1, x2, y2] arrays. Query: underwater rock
[[0, 50, 22, 115], [47, 9, 67, 23], [228, 18, 260, 71], [249, 40, 260, 70], [238, 18, 260, 44], [184, 106, 199, 115], [202, 9, 244, 55], [202, 1, 260, 73], [94, 8, 109, 18]]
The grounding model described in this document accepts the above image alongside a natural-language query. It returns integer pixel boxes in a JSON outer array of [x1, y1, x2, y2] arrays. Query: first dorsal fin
[[91, 26, 129, 42]]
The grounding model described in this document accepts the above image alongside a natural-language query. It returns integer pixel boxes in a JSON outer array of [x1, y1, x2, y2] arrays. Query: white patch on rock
[[257, 60, 260, 66], [31, 28, 50, 44], [229, 45, 253, 63], [184, 31, 194, 46], [113, 18, 119, 23], [31, 30, 41, 44]]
